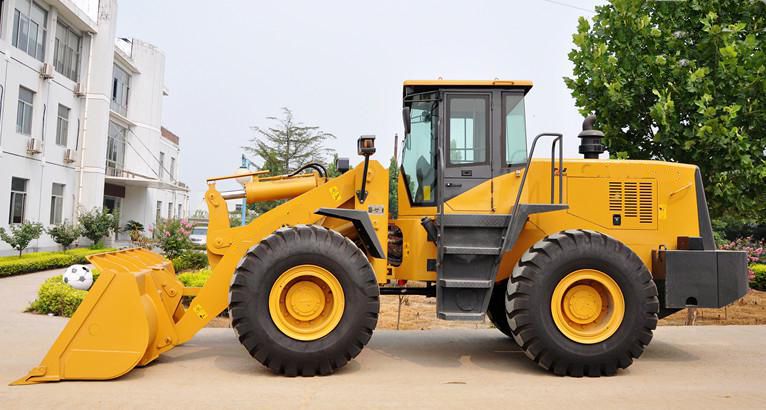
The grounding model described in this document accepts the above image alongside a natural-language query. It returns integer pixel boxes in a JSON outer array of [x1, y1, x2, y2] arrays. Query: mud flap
[[12, 248, 184, 385]]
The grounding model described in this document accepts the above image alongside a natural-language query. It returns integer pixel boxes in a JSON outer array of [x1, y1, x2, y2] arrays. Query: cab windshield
[[401, 98, 438, 205]]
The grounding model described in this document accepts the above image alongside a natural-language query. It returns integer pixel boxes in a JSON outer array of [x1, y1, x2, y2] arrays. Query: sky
[[115, 0, 606, 211]]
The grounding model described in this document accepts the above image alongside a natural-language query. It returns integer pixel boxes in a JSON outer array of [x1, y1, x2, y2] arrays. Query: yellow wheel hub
[[269, 265, 345, 341], [551, 269, 625, 344]]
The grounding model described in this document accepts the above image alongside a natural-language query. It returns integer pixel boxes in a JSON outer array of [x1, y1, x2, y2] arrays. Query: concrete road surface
[[1, 269, 765, 409]]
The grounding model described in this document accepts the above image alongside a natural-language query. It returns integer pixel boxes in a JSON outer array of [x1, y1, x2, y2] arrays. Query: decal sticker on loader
[[330, 186, 341, 201], [368, 205, 384, 215]]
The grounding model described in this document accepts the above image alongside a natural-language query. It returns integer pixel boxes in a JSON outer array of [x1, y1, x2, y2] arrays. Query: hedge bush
[[27, 268, 211, 318], [177, 269, 211, 288], [28, 275, 85, 317], [0, 248, 115, 277], [751, 264, 766, 291], [172, 251, 208, 273]]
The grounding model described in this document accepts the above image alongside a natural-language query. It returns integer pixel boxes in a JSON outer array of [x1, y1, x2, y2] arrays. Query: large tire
[[486, 280, 514, 338], [229, 225, 380, 376], [506, 230, 659, 377]]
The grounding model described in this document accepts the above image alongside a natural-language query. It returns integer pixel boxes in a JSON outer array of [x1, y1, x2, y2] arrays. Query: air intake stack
[[578, 115, 605, 159]]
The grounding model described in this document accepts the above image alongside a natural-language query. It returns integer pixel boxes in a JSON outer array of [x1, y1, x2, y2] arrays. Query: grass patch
[[0, 248, 116, 277]]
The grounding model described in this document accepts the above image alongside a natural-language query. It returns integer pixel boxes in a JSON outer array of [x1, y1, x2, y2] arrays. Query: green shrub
[[172, 250, 208, 273], [28, 275, 89, 317], [46, 221, 82, 250], [177, 269, 211, 288], [0, 221, 44, 256], [0, 248, 115, 277], [751, 264, 766, 291]]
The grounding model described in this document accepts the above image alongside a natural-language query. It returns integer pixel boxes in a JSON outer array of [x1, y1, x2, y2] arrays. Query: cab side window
[[401, 101, 437, 204], [447, 95, 489, 167], [504, 94, 528, 166]]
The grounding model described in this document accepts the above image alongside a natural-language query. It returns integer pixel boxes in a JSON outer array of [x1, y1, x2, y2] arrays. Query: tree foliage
[[243, 107, 336, 215], [565, 0, 766, 220], [244, 107, 336, 175], [388, 156, 399, 219], [0, 222, 43, 257], [78, 208, 118, 248]]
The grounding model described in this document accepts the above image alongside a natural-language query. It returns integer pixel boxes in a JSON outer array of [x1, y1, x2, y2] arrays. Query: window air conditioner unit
[[74, 82, 86, 97], [27, 138, 43, 154], [40, 63, 54, 79], [64, 148, 76, 163]]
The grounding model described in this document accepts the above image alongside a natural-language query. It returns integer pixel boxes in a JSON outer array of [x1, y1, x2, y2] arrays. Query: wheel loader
[[13, 80, 748, 384]]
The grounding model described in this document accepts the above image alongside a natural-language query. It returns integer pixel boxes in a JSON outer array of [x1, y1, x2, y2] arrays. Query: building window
[[111, 64, 130, 116], [12, 0, 47, 61], [9, 177, 28, 224], [177, 204, 182, 219], [167, 202, 173, 219], [159, 152, 165, 179], [156, 201, 162, 224], [170, 157, 176, 180], [54, 22, 81, 81], [17, 87, 34, 135], [56, 104, 70, 146], [106, 121, 126, 176], [49, 183, 64, 224]]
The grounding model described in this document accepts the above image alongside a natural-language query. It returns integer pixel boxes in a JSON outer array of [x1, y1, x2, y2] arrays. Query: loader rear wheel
[[506, 230, 659, 377], [229, 225, 380, 377]]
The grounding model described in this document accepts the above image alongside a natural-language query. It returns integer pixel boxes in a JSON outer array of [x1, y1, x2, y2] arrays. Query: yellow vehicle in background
[[14, 80, 748, 384]]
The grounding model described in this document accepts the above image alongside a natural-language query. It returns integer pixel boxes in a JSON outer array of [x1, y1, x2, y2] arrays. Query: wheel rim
[[550, 269, 624, 344], [269, 265, 345, 341]]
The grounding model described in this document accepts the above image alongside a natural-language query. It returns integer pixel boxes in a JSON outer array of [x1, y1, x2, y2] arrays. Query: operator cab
[[400, 80, 533, 206]]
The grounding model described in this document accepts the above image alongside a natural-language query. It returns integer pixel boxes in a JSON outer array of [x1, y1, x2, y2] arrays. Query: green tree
[[78, 208, 118, 248], [244, 107, 336, 175], [243, 107, 336, 214], [565, 0, 766, 220], [388, 156, 399, 219], [0, 221, 43, 257], [46, 221, 82, 251]]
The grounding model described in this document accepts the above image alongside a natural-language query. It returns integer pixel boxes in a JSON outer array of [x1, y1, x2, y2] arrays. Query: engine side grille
[[608, 180, 655, 225]]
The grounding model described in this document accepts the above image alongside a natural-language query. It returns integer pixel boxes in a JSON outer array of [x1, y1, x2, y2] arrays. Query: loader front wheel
[[506, 230, 659, 377], [229, 225, 379, 377], [486, 280, 514, 338]]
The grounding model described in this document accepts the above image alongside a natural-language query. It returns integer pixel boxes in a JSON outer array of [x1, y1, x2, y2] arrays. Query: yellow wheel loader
[[14, 80, 749, 384]]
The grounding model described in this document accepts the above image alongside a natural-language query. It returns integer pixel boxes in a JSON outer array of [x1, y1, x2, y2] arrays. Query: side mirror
[[402, 106, 411, 135]]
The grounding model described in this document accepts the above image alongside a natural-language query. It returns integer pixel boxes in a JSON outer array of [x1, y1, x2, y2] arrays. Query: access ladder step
[[437, 279, 494, 288], [437, 312, 485, 321], [443, 246, 501, 255]]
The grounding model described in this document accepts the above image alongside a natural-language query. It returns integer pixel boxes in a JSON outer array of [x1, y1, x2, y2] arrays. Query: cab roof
[[403, 79, 533, 96]]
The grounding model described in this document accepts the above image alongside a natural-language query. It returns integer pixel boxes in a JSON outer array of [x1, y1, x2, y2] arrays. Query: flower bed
[[0, 248, 116, 277]]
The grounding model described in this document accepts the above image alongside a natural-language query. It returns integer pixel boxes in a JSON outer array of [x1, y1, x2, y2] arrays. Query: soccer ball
[[63, 264, 93, 291]]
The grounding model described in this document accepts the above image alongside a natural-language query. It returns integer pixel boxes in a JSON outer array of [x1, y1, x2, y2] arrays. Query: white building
[[0, 0, 188, 254]]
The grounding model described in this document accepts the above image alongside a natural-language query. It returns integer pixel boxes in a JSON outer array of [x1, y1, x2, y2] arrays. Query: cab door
[[441, 92, 493, 209]]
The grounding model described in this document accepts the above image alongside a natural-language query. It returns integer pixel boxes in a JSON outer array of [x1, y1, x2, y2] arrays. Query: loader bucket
[[12, 248, 184, 385]]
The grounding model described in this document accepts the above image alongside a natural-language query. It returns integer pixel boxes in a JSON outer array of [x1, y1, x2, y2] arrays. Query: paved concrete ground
[[1, 269, 765, 409]]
